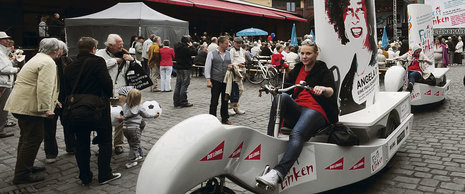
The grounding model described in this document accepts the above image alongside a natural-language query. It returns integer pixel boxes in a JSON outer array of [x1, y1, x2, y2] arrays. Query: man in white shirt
[[142, 34, 154, 75], [96, 34, 134, 155], [207, 37, 219, 53]]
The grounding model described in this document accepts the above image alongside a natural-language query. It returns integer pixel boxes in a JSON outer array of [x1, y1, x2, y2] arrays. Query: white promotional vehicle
[[384, 59, 451, 106], [136, 68, 413, 193]]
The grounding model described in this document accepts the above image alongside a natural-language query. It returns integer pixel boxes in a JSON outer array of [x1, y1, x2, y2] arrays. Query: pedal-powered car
[[384, 58, 451, 106], [136, 71, 413, 193]]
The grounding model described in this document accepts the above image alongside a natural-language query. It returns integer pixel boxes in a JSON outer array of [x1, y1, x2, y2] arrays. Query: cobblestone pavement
[[1, 66, 465, 194]]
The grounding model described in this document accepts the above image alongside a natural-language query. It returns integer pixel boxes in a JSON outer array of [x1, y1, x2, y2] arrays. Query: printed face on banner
[[343, 0, 368, 47], [322, 0, 379, 115]]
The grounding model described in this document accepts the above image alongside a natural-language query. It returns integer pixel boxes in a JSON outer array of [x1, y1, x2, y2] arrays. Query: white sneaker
[[234, 108, 245, 115], [228, 109, 236, 116], [256, 169, 281, 188], [135, 156, 143, 161], [125, 161, 138, 169], [45, 158, 57, 164]]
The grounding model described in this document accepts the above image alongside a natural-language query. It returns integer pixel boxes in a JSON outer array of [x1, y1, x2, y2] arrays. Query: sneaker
[[45, 158, 57, 164], [99, 173, 121, 185], [256, 169, 281, 188], [125, 161, 138, 169], [234, 108, 246, 115], [114, 146, 124, 155], [228, 109, 236, 116], [135, 156, 143, 161]]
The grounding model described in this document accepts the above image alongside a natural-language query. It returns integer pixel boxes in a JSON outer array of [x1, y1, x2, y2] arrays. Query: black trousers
[[209, 79, 229, 123], [44, 112, 76, 158], [72, 106, 113, 183], [13, 114, 44, 181]]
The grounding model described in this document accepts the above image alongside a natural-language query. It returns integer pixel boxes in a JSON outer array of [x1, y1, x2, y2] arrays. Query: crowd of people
[[0, 27, 310, 186], [4, 20, 465, 188]]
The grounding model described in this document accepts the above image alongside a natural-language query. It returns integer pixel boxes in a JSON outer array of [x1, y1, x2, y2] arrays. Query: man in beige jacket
[[4, 38, 60, 184]]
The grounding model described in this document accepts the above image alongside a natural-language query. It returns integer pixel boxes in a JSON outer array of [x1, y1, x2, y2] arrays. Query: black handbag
[[125, 61, 153, 90], [327, 122, 360, 146], [62, 58, 105, 125]]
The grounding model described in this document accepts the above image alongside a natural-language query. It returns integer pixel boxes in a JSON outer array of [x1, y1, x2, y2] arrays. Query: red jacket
[[271, 52, 289, 68], [159, 47, 175, 66]]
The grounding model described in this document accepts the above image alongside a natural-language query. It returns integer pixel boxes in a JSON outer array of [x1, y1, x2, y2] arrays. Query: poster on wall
[[408, 4, 435, 64], [425, 0, 465, 28], [314, 0, 379, 115]]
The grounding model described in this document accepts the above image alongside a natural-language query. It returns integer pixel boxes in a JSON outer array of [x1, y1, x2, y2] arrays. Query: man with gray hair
[[96, 34, 133, 155], [5, 37, 60, 184], [0, 32, 20, 138]]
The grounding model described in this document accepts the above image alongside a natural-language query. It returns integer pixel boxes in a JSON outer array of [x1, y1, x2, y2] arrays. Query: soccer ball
[[110, 105, 123, 126], [142, 100, 162, 117]]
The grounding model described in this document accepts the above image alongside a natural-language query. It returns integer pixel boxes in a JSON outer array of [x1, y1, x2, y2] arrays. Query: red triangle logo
[[325, 158, 344, 170], [424, 90, 431, 95], [349, 157, 365, 170], [434, 91, 439, 96], [228, 142, 244, 158], [245, 144, 261, 160], [200, 141, 224, 161]]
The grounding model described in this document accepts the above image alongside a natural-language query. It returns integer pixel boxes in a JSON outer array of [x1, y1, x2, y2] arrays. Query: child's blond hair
[[126, 89, 142, 108]]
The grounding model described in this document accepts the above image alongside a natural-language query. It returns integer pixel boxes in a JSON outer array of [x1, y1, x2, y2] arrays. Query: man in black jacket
[[173, 35, 197, 107], [64, 37, 121, 185]]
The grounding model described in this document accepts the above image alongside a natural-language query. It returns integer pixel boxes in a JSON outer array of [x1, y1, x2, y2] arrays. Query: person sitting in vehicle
[[270, 45, 289, 71], [396, 44, 432, 91], [256, 41, 338, 188]]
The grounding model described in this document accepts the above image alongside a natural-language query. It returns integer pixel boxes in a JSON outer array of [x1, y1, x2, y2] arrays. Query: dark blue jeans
[[408, 70, 422, 84], [267, 93, 327, 177], [173, 69, 191, 106]]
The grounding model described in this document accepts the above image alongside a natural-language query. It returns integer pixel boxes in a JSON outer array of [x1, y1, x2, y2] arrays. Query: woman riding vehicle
[[256, 41, 339, 188], [396, 44, 433, 91]]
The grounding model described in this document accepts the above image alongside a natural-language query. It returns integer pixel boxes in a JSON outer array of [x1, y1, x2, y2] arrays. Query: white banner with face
[[408, 4, 435, 62], [425, 0, 465, 28], [314, 0, 379, 115]]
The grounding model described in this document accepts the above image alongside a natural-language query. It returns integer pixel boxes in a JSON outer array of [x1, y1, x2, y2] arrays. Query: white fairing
[[384, 66, 407, 92], [142, 100, 162, 116], [110, 105, 122, 126], [137, 111, 413, 194]]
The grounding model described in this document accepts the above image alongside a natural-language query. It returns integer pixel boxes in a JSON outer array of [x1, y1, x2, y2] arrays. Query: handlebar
[[259, 81, 313, 96]]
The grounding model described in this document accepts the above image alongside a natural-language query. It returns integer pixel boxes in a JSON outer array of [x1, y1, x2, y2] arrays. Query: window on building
[[308, 0, 313, 7], [287, 2, 295, 12]]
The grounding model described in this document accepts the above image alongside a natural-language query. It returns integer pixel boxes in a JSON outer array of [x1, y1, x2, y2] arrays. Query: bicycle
[[245, 56, 280, 86]]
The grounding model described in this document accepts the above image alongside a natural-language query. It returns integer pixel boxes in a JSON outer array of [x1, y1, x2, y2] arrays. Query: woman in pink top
[[159, 40, 175, 92]]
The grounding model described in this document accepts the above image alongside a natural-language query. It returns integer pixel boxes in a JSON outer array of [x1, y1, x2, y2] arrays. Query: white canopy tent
[[65, 2, 189, 55]]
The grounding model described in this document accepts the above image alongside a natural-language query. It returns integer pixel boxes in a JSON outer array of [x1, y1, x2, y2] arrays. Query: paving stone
[[439, 182, 465, 191]]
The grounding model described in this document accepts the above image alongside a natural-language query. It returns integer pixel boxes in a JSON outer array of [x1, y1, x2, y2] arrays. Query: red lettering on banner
[[280, 165, 314, 190], [325, 158, 344, 170], [434, 91, 439, 96], [433, 15, 450, 25], [200, 141, 224, 161], [228, 142, 243, 158], [350, 157, 365, 170], [245, 144, 261, 160]]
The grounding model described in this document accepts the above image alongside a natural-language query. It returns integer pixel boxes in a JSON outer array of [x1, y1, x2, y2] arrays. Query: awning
[[146, 0, 306, 22]]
